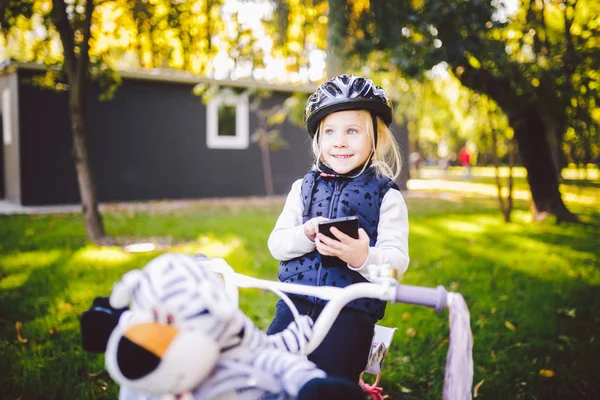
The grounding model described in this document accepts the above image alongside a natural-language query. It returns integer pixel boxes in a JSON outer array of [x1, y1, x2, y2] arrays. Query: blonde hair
[[311, 110, 403, 180]]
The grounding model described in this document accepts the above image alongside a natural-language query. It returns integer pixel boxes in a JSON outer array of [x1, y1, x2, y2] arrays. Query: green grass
[[1, 167, 599, 399]]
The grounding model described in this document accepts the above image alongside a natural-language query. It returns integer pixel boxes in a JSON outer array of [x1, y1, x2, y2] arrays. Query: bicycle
[[87, 254, 473, 400]]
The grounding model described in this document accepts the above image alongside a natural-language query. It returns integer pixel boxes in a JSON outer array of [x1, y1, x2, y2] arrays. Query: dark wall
[[0, 117, 3, 199], [17, 70, 312, 205], [18, 71, 79, 205]]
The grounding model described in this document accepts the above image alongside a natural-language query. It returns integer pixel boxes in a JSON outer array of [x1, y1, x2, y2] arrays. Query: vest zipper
[[327, 179, 343, 219], [315, 179, 344, 307]]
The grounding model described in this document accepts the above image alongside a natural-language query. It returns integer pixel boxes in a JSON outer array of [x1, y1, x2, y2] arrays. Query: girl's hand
[[316, 227, 369, 268], [303, 217, 328, 242]]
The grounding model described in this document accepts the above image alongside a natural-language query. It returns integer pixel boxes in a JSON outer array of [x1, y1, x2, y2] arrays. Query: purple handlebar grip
[[394, 285, 448, 311]]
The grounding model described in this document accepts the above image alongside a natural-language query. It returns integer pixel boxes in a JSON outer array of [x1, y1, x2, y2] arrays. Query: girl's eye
[[324, 129, 334, 135], [347, 129, 358, 135]]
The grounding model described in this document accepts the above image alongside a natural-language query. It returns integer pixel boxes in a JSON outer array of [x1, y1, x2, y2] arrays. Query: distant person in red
[[458, 146, 472, 180]]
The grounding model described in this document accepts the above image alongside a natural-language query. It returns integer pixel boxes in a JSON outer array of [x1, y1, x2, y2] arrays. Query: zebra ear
[[193, 256, 239, 320], [110, 269, 143, 309]]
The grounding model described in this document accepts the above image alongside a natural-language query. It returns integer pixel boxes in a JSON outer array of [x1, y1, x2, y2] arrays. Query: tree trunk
[[509, 106, 578, 222], [70, 95, 105, 240], [326, 0, 346, 77], [52, 0, 105, 241], [490, 123, 512, 222], [260, 142, 275, 196]]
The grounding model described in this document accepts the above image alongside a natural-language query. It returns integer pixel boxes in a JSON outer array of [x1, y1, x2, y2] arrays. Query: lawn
[[0, 167, 599, 399]]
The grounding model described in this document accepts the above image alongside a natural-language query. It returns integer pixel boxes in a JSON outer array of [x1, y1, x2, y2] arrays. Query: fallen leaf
[[474, 379, 484, 397], [88, 370, 103, 378], [557, 308, 576, 318], [16, 321, 28, 343], [504, 321, 517, 332], [406, 328, 416, 337], [400, 385, 412, 393], [490, 350, 496, 360], [539, 369, 555, 378], [49, 327, 57, 336], [558, 335, 574, 345], [402, 312, 411, 321]]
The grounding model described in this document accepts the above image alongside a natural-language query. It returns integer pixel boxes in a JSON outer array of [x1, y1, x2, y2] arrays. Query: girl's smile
[[319, 110, 373, 174]]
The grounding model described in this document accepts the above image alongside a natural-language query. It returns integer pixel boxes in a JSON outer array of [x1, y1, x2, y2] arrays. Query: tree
[[0, 0, 227, 241], [321, 0, 600, 222], [1, 0, 106, 240], [249, 92, 292, 196], [265, 0, 329, 79]]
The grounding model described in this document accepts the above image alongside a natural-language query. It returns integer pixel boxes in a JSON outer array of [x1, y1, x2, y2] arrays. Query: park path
[[0, 189, 460, 216]]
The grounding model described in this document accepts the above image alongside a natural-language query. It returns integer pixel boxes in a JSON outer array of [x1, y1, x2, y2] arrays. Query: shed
[[0, 62, 408, 206]]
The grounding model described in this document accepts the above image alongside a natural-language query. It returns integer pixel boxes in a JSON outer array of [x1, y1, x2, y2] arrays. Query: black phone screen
[[318, 216, 359, 240], [317, 216, 359, 267]]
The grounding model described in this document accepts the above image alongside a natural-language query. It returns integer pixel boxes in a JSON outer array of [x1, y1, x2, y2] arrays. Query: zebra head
[[105, 253, 237, 396]]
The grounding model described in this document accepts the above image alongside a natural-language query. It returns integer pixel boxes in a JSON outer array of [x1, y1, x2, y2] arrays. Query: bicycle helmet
[[304, 74, 393, 137]]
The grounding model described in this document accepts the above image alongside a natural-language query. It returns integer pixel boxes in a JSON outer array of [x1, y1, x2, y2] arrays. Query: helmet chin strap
[[370, 112, 378, 150]]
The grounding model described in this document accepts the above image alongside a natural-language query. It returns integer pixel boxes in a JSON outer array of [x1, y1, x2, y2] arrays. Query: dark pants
[[267, 298, 375, 383]]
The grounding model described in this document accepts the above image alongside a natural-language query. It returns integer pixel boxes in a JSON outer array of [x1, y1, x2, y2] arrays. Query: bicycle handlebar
[[224, 268, 450, 353], [198, 257, 450, 353], [393, 284, 448, 312]]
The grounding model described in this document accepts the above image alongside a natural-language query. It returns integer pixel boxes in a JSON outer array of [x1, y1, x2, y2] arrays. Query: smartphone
[[318, 216, 359, 267], [318, 216, 359, 240]]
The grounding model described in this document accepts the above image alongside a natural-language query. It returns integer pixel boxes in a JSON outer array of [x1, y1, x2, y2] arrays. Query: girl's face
[[319, 110, 373, 174]]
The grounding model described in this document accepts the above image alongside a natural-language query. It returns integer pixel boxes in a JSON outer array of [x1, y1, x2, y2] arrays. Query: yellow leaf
[[474, 379, 484, 397], [504, 321, 516, 332], [15, 321, 28, 343], [539, 369, 555, 378]]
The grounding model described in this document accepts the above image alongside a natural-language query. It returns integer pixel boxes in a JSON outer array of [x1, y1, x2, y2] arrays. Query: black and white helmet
[[304, 74, 393, 137]]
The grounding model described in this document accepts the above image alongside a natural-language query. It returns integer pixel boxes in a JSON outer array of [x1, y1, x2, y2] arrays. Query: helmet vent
[[304, 74, 393, 137]]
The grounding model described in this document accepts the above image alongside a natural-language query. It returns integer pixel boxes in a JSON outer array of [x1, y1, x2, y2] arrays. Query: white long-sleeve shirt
[[268, 179, 410, 281]]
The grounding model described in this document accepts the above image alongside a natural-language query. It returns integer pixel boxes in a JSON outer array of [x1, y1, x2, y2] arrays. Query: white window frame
[[206, 92, 249, 149], [2, 88, 12, 146]]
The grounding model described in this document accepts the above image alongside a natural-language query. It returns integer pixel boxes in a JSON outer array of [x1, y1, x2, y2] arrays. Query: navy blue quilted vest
[[278, 167, 398, 320]]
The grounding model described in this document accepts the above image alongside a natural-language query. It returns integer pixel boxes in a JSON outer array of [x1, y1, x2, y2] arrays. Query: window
[[2, 88, 11, 146], [206, 92, 249, 149]]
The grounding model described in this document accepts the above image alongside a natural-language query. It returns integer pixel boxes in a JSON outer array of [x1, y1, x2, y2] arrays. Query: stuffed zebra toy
[[82, 253, 364, 400]]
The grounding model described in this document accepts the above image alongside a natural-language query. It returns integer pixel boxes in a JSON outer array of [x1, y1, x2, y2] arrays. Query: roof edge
[[0, 61, 317, 94]]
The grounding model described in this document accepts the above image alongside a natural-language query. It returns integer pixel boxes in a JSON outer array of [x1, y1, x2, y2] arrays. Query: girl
[[266, 74, 410, 383]]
